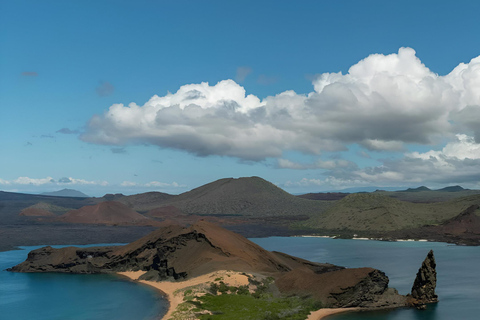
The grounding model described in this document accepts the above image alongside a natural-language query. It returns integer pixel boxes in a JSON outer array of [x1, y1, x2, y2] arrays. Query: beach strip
[[307, 307, 362, 320]]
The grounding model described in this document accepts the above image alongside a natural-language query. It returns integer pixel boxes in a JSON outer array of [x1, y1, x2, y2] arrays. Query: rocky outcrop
[[8, 222, 338, 279], [332, 270, 405, 308], [409, 250, 438, 308]]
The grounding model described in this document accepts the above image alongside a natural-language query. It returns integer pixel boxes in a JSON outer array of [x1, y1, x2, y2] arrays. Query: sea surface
[[0, 244, 167, 320], [1, 238, 479, 320]]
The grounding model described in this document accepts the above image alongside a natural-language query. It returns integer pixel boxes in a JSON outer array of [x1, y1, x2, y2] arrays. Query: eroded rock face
[[331, 269, 388, 307], [410, 250, 438, 307]]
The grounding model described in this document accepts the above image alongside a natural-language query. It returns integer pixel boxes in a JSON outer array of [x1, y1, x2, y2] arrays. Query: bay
[[0, 244, 167, 320]]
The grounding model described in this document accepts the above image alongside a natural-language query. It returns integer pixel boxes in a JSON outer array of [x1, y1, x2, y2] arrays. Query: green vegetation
[[24, 202, 72, 215], [197, 294, 320, 320], [296, 193, 480, 233], [169, 275, 321, 320]]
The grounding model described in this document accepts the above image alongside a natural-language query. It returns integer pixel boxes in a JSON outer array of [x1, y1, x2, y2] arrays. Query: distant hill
[[156, 176, 332, 216], [299, 193, 480, 232], [115, 191, 174, 211], [377, 186, 480, 203], [19, 207, 55, 217], [327, 186, 405, 193], [401, 186, 431, 192], [297, 192, 349, 201], [19, 202, 71, 217], [436, 185, 466, 192], [400, 185, 466, 193], [59, 201, 161, 226], [40, 189, 89, 198]]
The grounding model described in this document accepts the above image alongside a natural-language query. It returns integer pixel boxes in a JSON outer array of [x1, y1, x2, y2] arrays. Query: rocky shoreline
[[8, 221, 438, 319]]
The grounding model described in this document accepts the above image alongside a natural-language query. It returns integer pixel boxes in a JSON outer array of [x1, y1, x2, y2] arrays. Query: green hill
[[300, 193, 480, 232]]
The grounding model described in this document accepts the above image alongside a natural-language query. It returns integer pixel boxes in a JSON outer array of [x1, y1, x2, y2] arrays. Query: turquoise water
[[251, 237, 480, 320], [1, 239, 479, 320], [0, 244, 167, 320]]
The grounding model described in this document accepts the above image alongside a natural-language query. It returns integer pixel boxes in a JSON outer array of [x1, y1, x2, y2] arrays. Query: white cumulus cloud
[[81, 48, 480, 162]]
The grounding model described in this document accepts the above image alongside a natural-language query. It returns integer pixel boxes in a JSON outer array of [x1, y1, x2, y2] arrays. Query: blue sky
[[2, 1, 480, 196]]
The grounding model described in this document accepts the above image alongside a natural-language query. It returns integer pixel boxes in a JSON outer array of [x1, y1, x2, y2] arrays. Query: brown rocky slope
[[9, 221, 435, 309], [58, 201, 162, 227]]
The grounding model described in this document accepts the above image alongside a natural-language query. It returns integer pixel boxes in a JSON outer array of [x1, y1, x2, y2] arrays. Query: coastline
[[297, 234, 430, 243], [118, 270, 361, 320], [307, 308, 362, 320]]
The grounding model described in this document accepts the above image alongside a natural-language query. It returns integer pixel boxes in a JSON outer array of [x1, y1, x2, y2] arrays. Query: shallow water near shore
[[0, 244, 167, 320], [251, 237, 480, 320], [1, 238, 478, 320]]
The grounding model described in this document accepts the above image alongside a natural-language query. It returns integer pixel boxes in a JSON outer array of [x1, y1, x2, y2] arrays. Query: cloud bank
[[82, 48, 480, 160], [0, 176, 108, 187], [80, 48, 480, 187]]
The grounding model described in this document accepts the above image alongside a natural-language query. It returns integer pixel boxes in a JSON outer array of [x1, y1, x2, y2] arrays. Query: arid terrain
[[1, 176, 480, 251]]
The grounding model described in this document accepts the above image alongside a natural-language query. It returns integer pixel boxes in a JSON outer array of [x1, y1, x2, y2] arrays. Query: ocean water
[[1, 239, 478, 320], [0, 244, 167, 320], [251, 237, 480, 320]]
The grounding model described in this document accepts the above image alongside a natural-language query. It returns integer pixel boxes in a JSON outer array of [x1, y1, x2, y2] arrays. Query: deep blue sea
[[0, 244, 167, 320], [1, 238, 479, 320]]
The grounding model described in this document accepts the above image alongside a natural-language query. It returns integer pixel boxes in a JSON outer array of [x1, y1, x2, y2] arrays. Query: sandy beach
[[307, 307, 362, 320], [118, 270, 361, 320]]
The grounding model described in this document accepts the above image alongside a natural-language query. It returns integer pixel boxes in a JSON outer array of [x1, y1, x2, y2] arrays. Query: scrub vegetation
[[169, 275, 322, 320]]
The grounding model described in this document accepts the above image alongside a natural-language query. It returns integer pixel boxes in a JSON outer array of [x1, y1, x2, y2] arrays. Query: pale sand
[[307, 307, 362, 320], [117, 270, 251, 320]]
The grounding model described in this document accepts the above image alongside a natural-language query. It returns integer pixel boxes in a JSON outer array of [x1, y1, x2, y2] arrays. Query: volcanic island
[[9, 221, 437, 320]]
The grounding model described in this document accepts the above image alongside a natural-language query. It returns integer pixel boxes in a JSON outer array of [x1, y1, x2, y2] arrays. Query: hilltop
[[40, 189, 90, 198], [149, 176, 331, 217]]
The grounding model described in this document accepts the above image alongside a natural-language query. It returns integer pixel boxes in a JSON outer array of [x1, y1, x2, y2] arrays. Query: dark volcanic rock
[[331, 269, 389, 307], [410, 250, 438, 307]]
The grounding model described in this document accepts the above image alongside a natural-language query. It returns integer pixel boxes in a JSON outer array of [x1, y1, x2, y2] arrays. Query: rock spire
[[410, 250, 438, 308]]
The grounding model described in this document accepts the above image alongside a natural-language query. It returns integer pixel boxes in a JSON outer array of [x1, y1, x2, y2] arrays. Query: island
[[9, 220, 437, 319]]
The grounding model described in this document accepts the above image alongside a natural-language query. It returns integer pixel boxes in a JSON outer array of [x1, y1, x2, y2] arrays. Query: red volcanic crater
[[59, 201, 161, 226]]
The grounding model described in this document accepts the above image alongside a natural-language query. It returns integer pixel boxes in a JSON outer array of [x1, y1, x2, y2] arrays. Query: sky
[[2, 0, 480, 196]]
